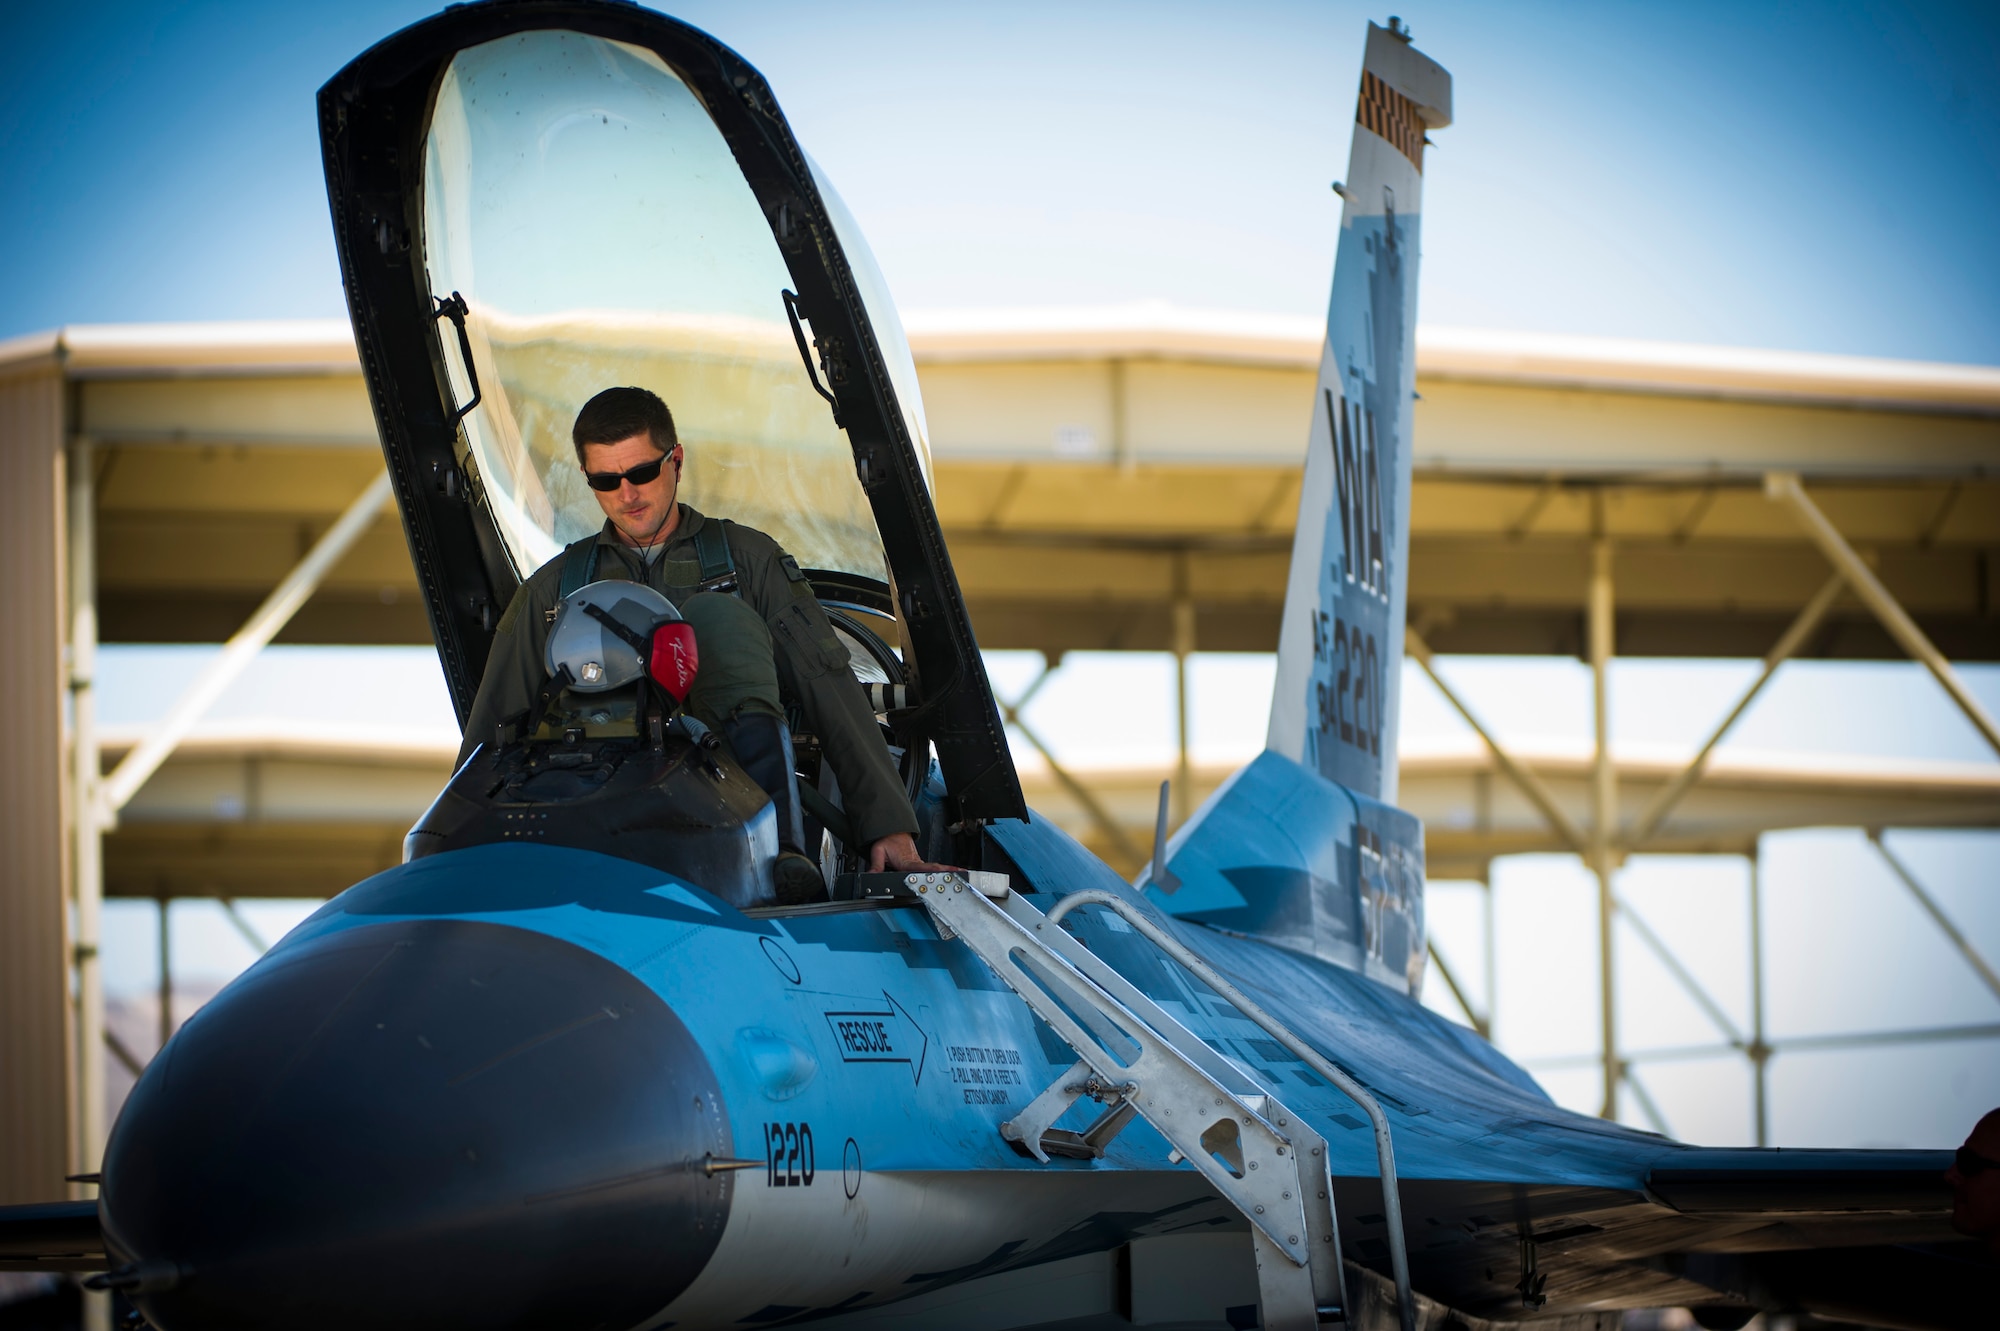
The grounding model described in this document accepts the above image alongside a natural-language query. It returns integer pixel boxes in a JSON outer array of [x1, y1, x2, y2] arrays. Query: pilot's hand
[[868, 832, 956, 875]]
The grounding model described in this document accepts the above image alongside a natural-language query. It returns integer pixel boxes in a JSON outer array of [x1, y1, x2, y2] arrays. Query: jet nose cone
[[101, 918, 732, 1331]]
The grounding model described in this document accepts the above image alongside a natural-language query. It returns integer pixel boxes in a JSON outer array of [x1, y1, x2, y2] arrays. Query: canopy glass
[[420, 30, 927, 583]]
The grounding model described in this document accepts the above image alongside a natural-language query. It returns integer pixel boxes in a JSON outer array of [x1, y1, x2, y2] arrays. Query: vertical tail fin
[[1266, 22, 1450, 805]]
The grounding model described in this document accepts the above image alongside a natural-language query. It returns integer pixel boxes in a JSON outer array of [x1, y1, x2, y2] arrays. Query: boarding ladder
[[875, 869, 1417, 1331]]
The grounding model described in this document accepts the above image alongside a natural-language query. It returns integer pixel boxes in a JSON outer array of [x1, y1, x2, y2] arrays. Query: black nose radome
[[100, 919, 731, 1331]]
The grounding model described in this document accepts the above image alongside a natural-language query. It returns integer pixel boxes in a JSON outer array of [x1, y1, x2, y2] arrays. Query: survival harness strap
[[556, 518, 739, 601]]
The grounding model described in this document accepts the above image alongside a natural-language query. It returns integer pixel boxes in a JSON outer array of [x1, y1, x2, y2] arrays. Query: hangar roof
[[906, 304, 2000, 416], [8, 309, 1998, 659], [10, 311, 1995, 887], [12, 308, 2000, 416]]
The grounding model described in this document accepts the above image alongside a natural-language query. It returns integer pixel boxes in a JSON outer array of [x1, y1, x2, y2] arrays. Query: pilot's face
[[583, 431, 681, 546]]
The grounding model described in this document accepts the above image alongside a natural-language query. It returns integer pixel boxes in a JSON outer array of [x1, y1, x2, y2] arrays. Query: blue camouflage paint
[[1143, 750, 1425, 993], [285, 842, 1172, 1178], [271, 836, 1671, 1199]]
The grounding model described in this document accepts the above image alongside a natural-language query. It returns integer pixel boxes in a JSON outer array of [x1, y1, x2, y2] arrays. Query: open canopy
[[421, 29, 930, 581], [320, 0, 1023, 821]]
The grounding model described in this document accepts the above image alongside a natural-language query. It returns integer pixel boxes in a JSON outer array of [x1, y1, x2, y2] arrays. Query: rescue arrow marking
[[822, 992, 929, 1085]]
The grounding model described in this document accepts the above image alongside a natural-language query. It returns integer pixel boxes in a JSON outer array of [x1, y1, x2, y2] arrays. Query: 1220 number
[[764, 1121, 815, 1187]]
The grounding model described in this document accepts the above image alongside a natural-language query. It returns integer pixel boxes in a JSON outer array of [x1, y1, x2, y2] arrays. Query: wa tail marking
[[1325, 387, 1386, 599]]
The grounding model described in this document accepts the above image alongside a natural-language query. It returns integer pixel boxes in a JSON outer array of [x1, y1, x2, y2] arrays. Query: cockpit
[[320, 7, 1024, 905], [420, 29, 928, 585]]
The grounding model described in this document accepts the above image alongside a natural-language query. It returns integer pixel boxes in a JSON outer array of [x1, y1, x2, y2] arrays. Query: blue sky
[[4, 0, 1998, 362]]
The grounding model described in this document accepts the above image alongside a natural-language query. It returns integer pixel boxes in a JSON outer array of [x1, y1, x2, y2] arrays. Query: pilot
[[459, 385, 939, 899]]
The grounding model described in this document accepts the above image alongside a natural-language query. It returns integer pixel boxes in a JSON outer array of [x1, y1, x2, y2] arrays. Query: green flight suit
[[458, 504, 919, 848]]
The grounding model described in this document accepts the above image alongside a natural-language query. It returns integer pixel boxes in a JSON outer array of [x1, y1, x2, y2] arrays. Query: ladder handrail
[[1045, 887, 1416, 1331], [909, 876, 1322, 1267]]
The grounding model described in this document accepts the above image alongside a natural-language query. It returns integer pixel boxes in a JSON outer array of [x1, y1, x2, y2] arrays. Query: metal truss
[[997, 662, 1145, 867], [1021, 465, 2000, 1142], [66, 438, 390, 1203], [1410, 473, 2000, 1138]]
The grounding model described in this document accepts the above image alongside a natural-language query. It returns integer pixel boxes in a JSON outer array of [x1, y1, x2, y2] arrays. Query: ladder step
[[1008, 1129, 1099, 1161], [905, 872, 1350, 1330]]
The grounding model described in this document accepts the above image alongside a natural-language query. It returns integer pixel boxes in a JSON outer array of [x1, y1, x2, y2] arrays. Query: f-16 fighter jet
[[1, 5, 1975, 1328]]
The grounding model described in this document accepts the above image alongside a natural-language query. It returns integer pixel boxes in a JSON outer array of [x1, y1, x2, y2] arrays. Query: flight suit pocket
[[772, 600, 851, 681]]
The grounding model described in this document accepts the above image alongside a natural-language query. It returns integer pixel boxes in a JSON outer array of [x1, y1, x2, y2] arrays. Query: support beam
[[157, 898, 172, 1057], [1767, 471, 2000, 757], [66, 421, 111, 1331], [1405, 628, 1587, 855], [103, 1029, 144, 1080], [1171, 550, 1194, 826], [1621, 1066, 1673, 1137], [1775, 1021, 2000, 1053], [1748, 846, 1770, 1148], [1868, 830, 2000, 1003], [1589, 528, 1618, 1120], [1109, 358, 1130, 472], [96, 468, 393, 821], [66, 434, 105, 1191], [1482, 880, 1498, 1038], [1504, 476, 1558, 540], [1625, 572, 1845, 850], [217, 898, 270, 955], [1000, 662, 1145, 867], [1612, 897, 1744, 1047], [1528, 1020, 2000, 1071], [1426, 939, 1490, 1038], [0, 362, 72, 1209]]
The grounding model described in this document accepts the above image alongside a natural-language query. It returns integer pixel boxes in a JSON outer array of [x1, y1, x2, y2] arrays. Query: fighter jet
[[1, 4, 1976, 1328]]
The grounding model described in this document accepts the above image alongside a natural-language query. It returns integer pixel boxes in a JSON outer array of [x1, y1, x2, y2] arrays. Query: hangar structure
[[3, 307, 1998, 1205]]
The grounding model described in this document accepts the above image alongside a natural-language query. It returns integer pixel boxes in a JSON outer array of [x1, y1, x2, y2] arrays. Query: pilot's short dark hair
[[572, 387, 677, 461]]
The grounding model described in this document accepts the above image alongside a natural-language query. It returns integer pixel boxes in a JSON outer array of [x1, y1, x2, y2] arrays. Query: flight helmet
[[545, 580, 698, 703]]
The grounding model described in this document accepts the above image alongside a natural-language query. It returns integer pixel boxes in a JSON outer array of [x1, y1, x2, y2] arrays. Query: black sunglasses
[[1958, 1145, 2000, 1176], [583, 455, 669, 492]]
